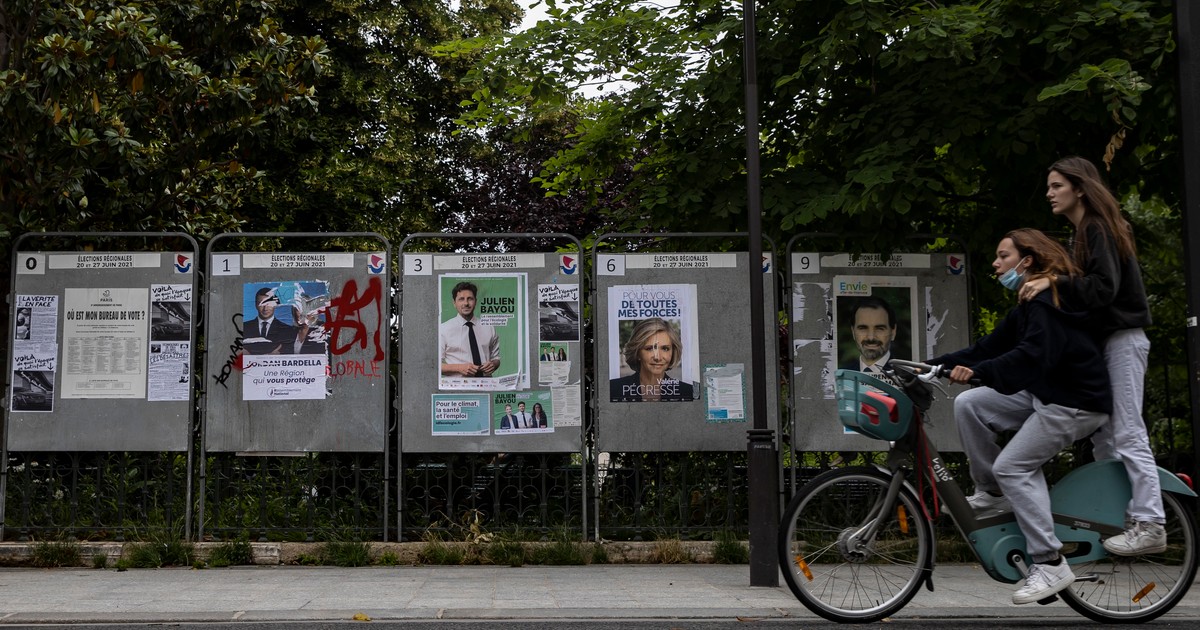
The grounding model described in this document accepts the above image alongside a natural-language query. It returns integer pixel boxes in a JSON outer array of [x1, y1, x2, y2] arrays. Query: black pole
[[1174, 1, 1200, 481], [743, 0, 779, 586]]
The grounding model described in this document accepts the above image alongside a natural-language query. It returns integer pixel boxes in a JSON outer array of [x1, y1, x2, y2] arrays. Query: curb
[[0, 539, 731, 567]]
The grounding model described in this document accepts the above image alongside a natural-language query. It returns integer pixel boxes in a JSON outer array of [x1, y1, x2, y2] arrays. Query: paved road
[[1, 564, 1197, 625]]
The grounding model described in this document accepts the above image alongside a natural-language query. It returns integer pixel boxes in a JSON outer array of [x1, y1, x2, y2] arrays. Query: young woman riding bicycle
[[930, 228, 1110, 604]]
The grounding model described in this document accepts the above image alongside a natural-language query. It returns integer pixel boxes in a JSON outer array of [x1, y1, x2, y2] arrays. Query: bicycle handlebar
[[889, 359, 981, 386]]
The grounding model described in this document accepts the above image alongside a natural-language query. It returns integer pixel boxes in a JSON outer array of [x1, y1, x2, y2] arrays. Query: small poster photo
[[538, 343, 569, 362], [832, 276, 918, 373], [432, 394, 491, 436], [11, 370, 53, 412], [537, 284, 580, 342], [15, 307, 31, 340], [242, 281, 330, 356], [150, 285, 192, 342], [494, 390, 553, 434], [607, 284, 700, 402]]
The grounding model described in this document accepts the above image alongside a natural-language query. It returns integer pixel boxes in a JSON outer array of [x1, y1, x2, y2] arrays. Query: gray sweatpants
[[955, 387, 1109, 563]]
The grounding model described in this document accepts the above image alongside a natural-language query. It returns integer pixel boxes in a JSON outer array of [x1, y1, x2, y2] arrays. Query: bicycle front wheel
[[1061, 491, 1198, 623], [778, 467, 933, 623]]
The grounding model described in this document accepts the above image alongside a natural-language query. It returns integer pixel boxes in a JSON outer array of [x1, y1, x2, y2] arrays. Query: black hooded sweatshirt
[[930, 290, 1111, 415]]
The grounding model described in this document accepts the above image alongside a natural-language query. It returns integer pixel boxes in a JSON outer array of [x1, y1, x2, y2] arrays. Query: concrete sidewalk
[[1, 564, 1199, 623]]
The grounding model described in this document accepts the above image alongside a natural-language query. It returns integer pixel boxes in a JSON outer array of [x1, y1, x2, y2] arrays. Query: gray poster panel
[[788, 250, 972, 451], [594, 251, 780, 452], [6, 244, 197, 452], [398, 244, 584, 454], [203, 245, 390, 452]]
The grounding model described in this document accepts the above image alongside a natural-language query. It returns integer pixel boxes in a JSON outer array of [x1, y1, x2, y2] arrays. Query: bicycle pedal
[[1036, 595, 1060, 605]]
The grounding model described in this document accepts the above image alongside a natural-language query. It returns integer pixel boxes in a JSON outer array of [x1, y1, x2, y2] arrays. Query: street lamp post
[[742, 0, 779, 587]]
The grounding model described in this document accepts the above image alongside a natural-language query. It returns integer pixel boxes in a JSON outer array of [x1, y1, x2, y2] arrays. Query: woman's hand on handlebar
[[947, 365, 975, 385]]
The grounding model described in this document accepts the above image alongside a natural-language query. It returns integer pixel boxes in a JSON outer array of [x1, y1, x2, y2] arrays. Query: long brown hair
[[1003, 228, 1080, 308], [1047, 156, 1137, 262]]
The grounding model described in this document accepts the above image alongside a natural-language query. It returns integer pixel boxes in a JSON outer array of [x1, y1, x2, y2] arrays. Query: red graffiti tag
[[324, 276, 385, 361], [326, 359, 383, 379]]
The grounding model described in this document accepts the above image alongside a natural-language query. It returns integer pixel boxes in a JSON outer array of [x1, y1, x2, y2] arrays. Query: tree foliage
[[450, 0, 1179, 257], [0, 0, 329, 240], [240, 0, 523, 238]]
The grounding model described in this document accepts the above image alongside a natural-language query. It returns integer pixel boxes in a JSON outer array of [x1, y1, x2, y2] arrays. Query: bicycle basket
[[835, 369, 915, 441]]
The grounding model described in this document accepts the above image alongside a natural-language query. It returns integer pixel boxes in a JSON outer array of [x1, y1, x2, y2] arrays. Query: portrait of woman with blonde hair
[[609, 317, 695, 402]]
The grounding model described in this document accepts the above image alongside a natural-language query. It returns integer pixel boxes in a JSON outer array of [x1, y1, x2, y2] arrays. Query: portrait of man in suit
[[244, 286, 296, 355], [498, 404, 517, 430], [439, 281, 501, 378]]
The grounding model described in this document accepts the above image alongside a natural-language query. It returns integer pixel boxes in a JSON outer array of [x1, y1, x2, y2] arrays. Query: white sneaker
[[966, 490, 1011, 514], [1012, 561, 1075, 605], [1103, 521, 1167, 556]]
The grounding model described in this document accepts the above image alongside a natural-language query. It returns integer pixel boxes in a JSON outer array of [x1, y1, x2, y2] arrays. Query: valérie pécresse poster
[[606, 284, 700, 402]]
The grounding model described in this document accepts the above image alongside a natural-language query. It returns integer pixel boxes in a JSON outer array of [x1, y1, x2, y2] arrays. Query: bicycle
[[778, 360, 1198, 623]]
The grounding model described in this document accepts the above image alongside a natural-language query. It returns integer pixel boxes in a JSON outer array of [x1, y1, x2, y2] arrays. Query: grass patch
[[125, 540, 195, 568], [32, 540, 82, 568], [124, 518, 194, 568], [646, 539, 694, 564], [711, 530, 749, 564], [321, 541, 371, 567], [377, 551, 400, 566], [295, 553, 322, 565], [418, 536, 467, 565], [483, 539, 527, 567], [92, 553, 109, 569], [590, 544, 609, 564], [208, 534, 254, 567], [528, 529, 588, 565]]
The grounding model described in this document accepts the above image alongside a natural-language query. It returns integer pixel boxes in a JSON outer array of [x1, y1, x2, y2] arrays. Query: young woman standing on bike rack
[[1021, 156, 1165, 557], [931, 228, 1111, 604]]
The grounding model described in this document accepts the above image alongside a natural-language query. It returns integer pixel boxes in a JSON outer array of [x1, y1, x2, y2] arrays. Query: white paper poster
[[61, 288, 149, 399], [241, 355, 329, 401], [147, 284, 193, 401]]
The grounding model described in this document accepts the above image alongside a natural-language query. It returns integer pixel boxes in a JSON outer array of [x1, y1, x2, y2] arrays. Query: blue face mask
[[998, 258, 1030, 291]]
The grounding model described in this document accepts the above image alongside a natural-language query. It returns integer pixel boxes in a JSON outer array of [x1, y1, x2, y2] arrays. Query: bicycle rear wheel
[[778, 467, 933, 622], [1061, 491, 1198, 623]]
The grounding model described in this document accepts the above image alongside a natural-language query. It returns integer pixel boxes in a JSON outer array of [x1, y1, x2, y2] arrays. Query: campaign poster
[[432, 394, 491, 435], [537, 284, 580, 343], [241, 280, 330, 400], [148, 284, 193, 402], [11, 353, 56, 412], [437, 273, 529, 392], [831, 276, 918, 373], [61, 288, 149, 399], [12, 294, 59, 411], [493, 390, 553, 434], [15, 294, 57, 343], [606, 284, 700, 402]]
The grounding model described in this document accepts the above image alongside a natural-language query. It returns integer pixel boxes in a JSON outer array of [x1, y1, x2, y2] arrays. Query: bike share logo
[[367, 254, 386, 275], [946, 255, 965, 275], [560, 255, 578, 275], [174, 254, 192, 273], [930, 457, 953, 483]]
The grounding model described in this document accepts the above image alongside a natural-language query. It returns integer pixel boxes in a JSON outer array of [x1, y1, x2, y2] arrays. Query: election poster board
[[594, 249, 780, 453], [203, 244, 390, 453], [788, 250, 972, 451], [398, 240, 584, 455], [6, 242, 198, 452]]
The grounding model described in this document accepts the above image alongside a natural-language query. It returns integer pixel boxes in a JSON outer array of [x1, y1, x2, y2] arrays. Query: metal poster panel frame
[[202, 234, 392, 453], [3, 231, 199, 541], [4, 233, 199, 451], [396, 234, 585, 455], [396, 233, 586, 541], [785, 234, 973, 455], [592, 233, 782, 454]]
